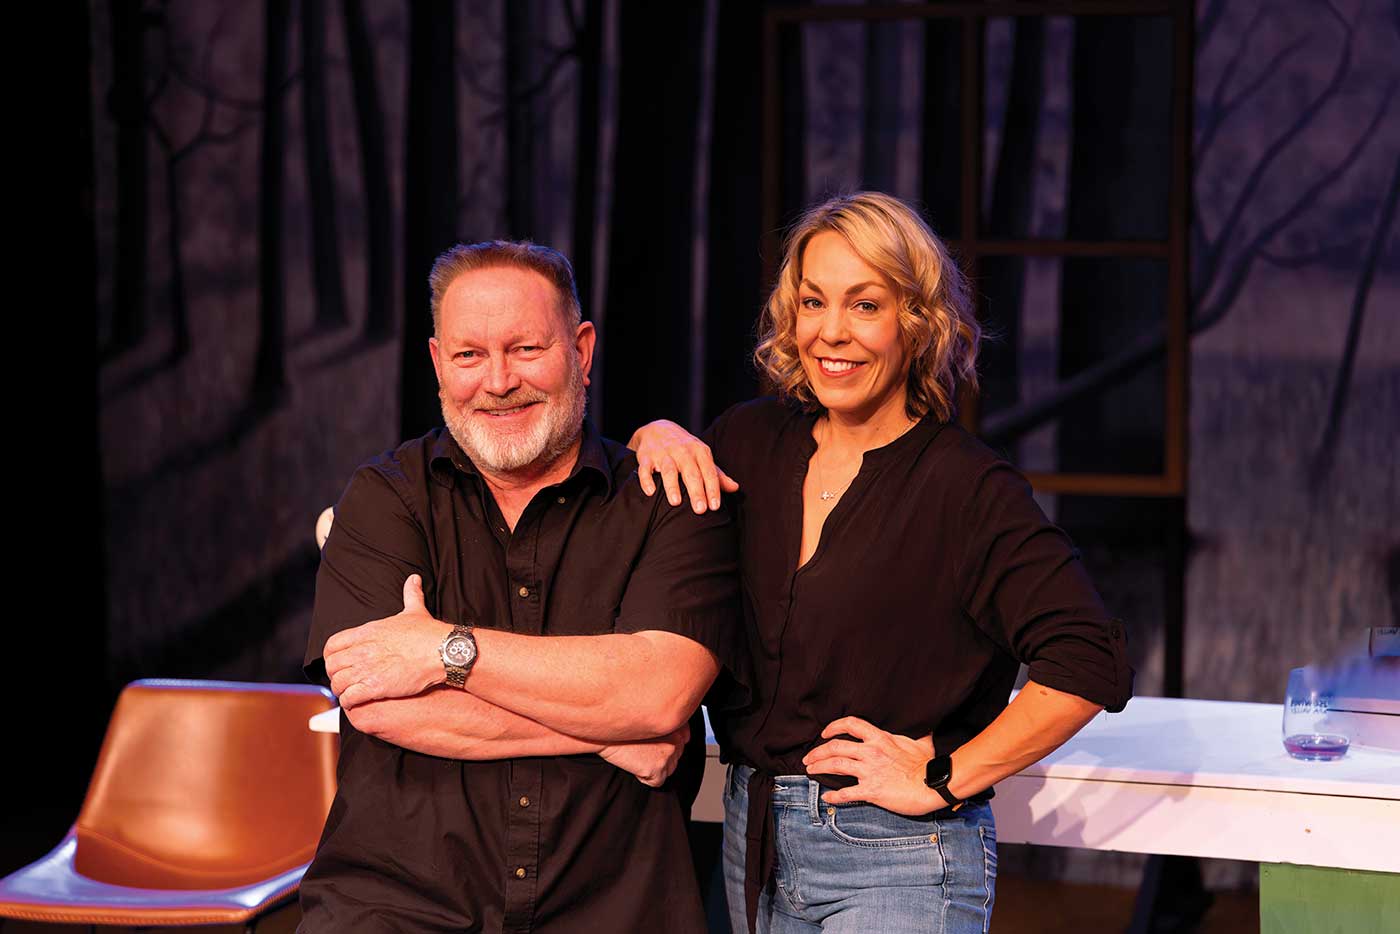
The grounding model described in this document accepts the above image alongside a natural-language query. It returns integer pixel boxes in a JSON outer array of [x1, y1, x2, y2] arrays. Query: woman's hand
[[802, 716, 941, 816], [628, 420, 738, 514], [599, 722, 691, 787]]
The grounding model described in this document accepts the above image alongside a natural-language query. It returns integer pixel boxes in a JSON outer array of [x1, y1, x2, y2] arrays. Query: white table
[[986, 695, 1399, 872], [984, 696, 1400, 932]]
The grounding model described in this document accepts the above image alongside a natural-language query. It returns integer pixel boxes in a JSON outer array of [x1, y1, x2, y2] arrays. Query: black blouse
[[703, 398, 1133, 933], [706, 397, 1132, 776]]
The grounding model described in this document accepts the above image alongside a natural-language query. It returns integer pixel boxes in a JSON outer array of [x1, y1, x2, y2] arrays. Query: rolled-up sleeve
[[304, 465, 433, 686], [956, 461, 1133, 712], [612, 494, 747, 706]]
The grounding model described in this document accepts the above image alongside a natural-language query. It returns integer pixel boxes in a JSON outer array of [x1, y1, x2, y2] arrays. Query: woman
[[631, 192, 1132, 933]]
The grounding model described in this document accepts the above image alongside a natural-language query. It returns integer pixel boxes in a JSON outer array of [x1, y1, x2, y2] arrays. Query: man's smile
[[474, 400, 544, 419]]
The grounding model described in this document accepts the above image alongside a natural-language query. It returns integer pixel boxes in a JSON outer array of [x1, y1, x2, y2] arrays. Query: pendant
[[820, 490, 837, 501]]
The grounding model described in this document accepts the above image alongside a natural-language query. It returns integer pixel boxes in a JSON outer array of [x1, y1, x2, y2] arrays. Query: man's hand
[[629, 420, 738, 514], [802, 716, 941, 816], [599, 723, 690, 787], [325, 575, 447, 708]]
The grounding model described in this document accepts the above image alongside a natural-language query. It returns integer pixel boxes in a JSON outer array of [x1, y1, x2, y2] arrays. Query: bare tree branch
[[1197, 0, 1228, 48], [1259, 238, 1366, 269], [1195, 4, 1352, 302], [1195, 4, 1270, 159], [1222, 35, 1310, 117], [1196, 80, 1396, 328], [981, 323, 1167, 446], [199, 116, 262, 147], [166, 68, 264, 111], [482, 43, 579, 122], [456, 43, 505, 100], [1196, 35, 1309, 167], [987, 2, 1393, 448], [165, 3, 265, 111], [143, 65, 171, 113], [1309, 154, 1400, 488]]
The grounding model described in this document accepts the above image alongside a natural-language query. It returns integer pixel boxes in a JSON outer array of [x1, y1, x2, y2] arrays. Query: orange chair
[[0, 679, 337, 930]]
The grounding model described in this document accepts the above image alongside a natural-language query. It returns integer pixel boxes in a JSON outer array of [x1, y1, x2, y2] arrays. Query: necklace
[[814, 415, 918, 501], [817, 472, 849, 502], [814, 421, 851, 501]]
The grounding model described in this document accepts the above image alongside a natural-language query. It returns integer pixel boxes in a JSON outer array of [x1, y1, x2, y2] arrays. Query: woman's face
[[795, 230, 909, 425]]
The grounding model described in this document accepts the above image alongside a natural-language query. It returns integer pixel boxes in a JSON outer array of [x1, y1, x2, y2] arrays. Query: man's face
[[429, 265, 595, 475]]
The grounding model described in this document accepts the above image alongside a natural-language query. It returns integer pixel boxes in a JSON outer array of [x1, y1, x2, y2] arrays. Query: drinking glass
[[1282, 666, 1349, 761]]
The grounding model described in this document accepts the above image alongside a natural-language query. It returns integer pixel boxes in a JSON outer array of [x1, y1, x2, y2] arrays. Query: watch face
[[925, 755, 953, 787], [443, 635, 476, 667]]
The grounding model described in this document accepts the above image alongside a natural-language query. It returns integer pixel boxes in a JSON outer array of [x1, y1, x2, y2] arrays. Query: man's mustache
[[470, 392, 550, 414]]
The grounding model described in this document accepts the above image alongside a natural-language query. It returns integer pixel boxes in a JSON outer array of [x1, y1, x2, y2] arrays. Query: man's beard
[[441, 356, 587, 474]]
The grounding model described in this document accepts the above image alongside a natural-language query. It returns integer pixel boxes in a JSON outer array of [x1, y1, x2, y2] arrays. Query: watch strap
[[442, 624, 475, 689], [924, 754, 964, 810], [445, 664, 467, 689]]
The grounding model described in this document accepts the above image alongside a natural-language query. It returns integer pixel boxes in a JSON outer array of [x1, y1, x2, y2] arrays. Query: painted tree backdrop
[[53, 0, 1399, 891]]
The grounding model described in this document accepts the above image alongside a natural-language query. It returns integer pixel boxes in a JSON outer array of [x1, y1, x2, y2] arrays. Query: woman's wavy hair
[[753, 192, 979, 422]]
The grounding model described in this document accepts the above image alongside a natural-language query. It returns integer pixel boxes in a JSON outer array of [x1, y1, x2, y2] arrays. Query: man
[[299, 241, 741, 934]]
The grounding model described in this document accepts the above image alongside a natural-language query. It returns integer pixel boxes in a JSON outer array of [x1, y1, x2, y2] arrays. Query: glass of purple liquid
[[1282, 667, 1349, 761]]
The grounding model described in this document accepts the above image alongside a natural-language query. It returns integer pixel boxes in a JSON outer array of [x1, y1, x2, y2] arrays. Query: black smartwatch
[[924, 753, 964, 811]]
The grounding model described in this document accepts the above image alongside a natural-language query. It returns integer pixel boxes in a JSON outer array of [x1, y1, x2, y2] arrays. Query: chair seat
[[0, 831, 308, 926], [0, 680, 335, 927]]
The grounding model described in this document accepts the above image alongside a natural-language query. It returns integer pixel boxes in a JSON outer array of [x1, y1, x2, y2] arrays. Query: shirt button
[[515, 867, 527, 879], [556, 496, 566, 505], [518, 586, 530, 598], [519, 796, 531, 808]]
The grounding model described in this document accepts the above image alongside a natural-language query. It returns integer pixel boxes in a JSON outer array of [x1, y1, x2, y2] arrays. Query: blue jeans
[[721, 764, 997, 933]]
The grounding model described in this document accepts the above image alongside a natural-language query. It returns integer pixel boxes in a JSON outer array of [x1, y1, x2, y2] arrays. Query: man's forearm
[[345, 687, 606, 759], [464, 628, 717, 741], [325, 576, 720, 741], [946, 680, 1101, 801]]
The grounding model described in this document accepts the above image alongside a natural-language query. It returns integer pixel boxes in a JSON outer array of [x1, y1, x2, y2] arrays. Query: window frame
[[760, 0, 1193, 497]]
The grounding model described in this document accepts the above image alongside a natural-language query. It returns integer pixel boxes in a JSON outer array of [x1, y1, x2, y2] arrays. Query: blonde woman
[[630, 192, 1132, 933]]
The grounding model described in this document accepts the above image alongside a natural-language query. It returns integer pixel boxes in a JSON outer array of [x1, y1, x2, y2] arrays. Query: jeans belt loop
[[808, 777, 821, 824]]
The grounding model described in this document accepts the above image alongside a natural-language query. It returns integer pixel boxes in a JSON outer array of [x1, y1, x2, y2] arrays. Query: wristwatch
[[924, 753, 964, 811], [439, 624, 478, 688]]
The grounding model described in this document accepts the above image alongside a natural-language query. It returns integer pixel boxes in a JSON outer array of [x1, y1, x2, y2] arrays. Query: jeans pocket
[[825, 803, 943, 849], [979, 823, 998, 885]]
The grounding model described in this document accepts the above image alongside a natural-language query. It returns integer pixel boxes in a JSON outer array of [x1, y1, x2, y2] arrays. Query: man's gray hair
[[428, 240, 584, 335]]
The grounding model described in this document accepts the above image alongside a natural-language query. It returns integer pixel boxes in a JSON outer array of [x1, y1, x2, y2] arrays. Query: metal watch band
[[446, 664, 467, 689], [443, 624, 475, 688]]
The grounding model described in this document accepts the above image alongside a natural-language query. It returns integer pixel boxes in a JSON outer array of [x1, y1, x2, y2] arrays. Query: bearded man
[[298, 241, 741, 934]]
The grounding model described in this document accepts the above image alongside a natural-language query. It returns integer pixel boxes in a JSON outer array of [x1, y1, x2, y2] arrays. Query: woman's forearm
[[946, 679, 1101, 800]]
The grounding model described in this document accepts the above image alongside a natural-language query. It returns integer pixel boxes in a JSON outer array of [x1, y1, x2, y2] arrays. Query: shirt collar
[[428, 421, 614, 497], [862, 411, 946, 465], [792, 407, 946, 464]]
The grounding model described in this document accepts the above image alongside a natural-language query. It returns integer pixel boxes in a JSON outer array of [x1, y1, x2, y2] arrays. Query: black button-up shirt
[[701, 399, 1133, 931], [300, 424, 740, 934], [705, 397, 1132, 778]]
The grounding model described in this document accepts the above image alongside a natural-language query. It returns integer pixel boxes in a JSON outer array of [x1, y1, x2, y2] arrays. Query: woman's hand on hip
[[628, 419, 738, 513], [803, 716, 941, 816]]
